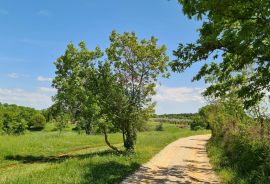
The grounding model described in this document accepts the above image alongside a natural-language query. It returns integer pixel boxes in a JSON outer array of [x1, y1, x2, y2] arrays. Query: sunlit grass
[[0, 122, 210, 184]]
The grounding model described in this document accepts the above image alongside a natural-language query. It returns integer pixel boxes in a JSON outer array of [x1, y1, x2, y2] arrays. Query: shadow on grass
[[5, 150, 141, 184], [82, 161, 140, 184], [4, 150, 127, 164]]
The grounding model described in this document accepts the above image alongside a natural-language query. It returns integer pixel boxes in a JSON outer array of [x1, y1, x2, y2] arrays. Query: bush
[[203, 98, 270, 183], [53, 114, 70, 134], [190, 115, 207, 130], [30, 113, 46, 130], [155, 123, 163, 131], [208, 134, 270, 183], [2, 113, 28, 135]]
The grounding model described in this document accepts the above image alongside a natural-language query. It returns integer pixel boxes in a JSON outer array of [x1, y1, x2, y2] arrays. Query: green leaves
[[106, 31, 169, 106], [52, 31, 169, 150], [173, 0, 270, 108], [52, 42, 103, 134], [105, 31, 169, 149]]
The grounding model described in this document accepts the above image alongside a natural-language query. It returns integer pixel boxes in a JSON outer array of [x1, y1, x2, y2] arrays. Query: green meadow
[[0, 122, 209, 184]]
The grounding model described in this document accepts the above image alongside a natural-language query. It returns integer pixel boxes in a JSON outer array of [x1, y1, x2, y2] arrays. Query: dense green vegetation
[[173, 0, 270, 108], [0, 122, 209, 184], [195, 98, 270, 183], [154, 113, 196, 119], [52, 31, 169, 150], [152, 113, 195, 128], [174, 1, 270, 183], [0, 103, 47, 134]]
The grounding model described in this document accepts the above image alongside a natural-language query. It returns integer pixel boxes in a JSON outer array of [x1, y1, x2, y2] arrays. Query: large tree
[[171, 0, 270, 108], [52, 42, 103, 134], [106, 31, 169, 150], [52, 31, 169, 150]]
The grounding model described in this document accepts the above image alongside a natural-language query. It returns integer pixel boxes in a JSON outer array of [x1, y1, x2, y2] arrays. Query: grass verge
[[207, 137, 270, 184]]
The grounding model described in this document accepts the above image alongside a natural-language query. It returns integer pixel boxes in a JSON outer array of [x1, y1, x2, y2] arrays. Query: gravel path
[[122, 134, 220, 184]]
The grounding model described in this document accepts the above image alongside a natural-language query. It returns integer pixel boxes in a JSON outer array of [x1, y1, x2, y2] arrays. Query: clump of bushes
[[2, 113, 28, 135], [155, 123, 163, 131], [204, 98, 270, 183], [0, 103, 47, 134], [29, 113, 46, 130], [190, 115, 207, 130]]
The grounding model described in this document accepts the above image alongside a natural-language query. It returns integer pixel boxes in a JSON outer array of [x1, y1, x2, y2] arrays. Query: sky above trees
[[0, 0, 206, 114]]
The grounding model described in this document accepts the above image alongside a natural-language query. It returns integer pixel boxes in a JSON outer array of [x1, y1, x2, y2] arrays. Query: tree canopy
[[52, 42, 103, 134], [171, 0, 270, 108], [52, 31, 169, 150]]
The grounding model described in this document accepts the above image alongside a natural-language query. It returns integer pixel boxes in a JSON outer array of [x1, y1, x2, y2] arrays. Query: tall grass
[[207, 134, 270, 184], [203, 100, 270, 183]]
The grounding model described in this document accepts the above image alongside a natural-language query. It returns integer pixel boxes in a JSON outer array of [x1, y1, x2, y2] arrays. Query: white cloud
[[7, 72, 19, 78], [39, 87, 56, 93], [38, 10, 52, 17], [37, 76, 53, 82], [0, 88, 53, 109], [153, 85, 205, 103]]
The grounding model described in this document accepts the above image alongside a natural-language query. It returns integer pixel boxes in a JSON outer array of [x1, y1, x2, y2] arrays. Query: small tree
[[54, 114, 69, 135], [30, 113, 46, 130], [106, 31, 169, 150]]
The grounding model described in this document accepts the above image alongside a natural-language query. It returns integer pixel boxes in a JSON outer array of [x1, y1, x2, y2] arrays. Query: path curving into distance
[[122, 134, 220, 184]]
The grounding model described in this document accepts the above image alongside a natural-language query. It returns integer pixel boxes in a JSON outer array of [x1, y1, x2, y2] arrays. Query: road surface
[[122, 134, 220, 184]]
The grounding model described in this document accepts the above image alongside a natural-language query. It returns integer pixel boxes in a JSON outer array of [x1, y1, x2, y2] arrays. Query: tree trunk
[[123, 126, 135, 150], [103, 127, 119, 152], [260, 118, 265, 140], [124, 134, 134, 150], [85, 122, 92, 135]]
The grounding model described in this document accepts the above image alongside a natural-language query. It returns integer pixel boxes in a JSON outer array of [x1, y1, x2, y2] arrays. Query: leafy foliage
[[29, 113, 46, 130], [52, 42, 103, 134], [202, 97, 270, 183], [190, 114, 207, 130], [52, 31, 169, 150], [106, 31, 169, 149], [2, 113, 28, 135], [172, 0, 270, 108], [0, 103, 46, 134], [155, 123, 163, 131]]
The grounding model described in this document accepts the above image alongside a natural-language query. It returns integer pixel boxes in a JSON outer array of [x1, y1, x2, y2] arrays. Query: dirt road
[[122, 134, 219, 184]]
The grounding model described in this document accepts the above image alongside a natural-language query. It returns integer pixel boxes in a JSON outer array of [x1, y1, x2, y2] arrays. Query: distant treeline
[[153, 113, 196, 120], [151, 118, 191, 126], [151, 113, 196, 126]]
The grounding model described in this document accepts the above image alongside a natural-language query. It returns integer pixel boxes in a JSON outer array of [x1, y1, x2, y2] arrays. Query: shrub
[[53, 114, 70, 134], [30, 113, 46, 130], [2, 113, 27, 135], [155, 123, 163, 131], [204, 97, 270, 183], [190, 115, 207, 130]]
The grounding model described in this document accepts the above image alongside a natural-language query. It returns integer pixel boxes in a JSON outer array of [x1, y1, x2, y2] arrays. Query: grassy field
[[0, 122, 209, 184]]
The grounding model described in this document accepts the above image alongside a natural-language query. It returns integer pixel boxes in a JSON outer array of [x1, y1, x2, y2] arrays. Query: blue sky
[[0, 0, 206, 114]]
